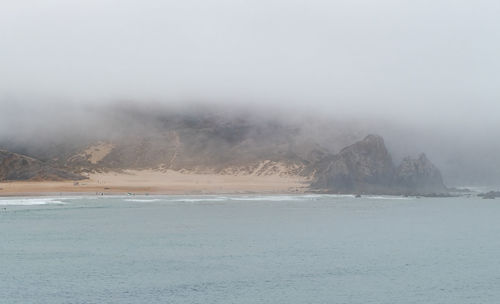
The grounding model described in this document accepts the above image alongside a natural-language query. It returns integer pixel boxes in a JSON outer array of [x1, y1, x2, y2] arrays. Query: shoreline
[[0, 169, 310, 197], [0, 170, 467, 198], [0, 191, 310, 198]]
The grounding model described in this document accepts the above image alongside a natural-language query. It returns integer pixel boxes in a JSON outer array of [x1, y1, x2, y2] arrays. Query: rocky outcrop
[[395, 154, 447, 194], [311, 135, 395, 193], [311, 135, 448, 195], [478, 191, 500, 199], [0, 150, 83, 181]]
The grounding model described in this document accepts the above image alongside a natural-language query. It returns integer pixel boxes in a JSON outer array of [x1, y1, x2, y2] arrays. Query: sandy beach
[[0, 170, 309, 196]]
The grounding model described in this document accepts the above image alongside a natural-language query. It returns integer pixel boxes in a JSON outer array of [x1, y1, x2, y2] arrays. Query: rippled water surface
[[1, 194, 499, 303]]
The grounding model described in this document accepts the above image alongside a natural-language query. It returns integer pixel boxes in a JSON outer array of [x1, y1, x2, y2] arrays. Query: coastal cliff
[[0, 113, 447, 195], [311, 135, 447, 195], [396, 154, 447, 195], [311, 135, 395, 194]]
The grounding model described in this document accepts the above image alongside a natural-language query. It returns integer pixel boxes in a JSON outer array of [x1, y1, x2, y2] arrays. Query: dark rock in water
[[478, 191, 500, 199], [0, 150, 84, 181], [395, 154, 447, 195], [311, 135, 448, 195]]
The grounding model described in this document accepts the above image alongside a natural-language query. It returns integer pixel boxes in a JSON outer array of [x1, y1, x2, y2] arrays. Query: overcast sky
[[2, 0, 500, 185], [2, 0, 500, 125]]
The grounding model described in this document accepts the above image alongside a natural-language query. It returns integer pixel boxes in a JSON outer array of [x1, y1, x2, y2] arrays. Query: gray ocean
[[1, 194, 499, 303]]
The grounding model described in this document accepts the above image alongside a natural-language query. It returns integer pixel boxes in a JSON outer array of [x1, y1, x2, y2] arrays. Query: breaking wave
[[0, 197, 66, 206], [230, 195, 303, 201], [124, 198, 162, 203], [167, 197, 229, 202]]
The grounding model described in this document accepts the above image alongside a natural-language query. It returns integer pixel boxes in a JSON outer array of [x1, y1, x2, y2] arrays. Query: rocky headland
[[311, 135, 447, 195], [0, 112, 448, 196]]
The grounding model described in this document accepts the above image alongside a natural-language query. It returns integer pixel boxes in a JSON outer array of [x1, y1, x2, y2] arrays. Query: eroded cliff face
[[0, 150, 83, 181], [311, 135, 395, 193], [395, 154, 447, 194], [311, 135, 448, 195]]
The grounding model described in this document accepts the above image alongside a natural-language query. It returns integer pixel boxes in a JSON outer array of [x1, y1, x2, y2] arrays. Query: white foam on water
[[130, 195, 320, 203], [364, 196, 413, 200], [318, 194, 360, 199], [109, 194, 415, 204], [124, 198, 162, 203], [307, 194, 413, 200], [300, 194, 325, 198], [230, 195, 302, 201], [168, 197, 229, 202], [0, 197, 66, 206], [165, 194, 359, 203]]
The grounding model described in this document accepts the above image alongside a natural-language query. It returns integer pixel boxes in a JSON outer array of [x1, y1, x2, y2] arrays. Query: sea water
[[1, 194, 499, 303]]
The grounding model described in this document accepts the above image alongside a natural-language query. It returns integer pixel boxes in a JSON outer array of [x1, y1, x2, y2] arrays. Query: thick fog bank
[[0, 100, 499, 186]]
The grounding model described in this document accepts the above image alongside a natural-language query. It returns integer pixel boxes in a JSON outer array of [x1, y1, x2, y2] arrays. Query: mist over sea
[[1, 194, 499, 303]]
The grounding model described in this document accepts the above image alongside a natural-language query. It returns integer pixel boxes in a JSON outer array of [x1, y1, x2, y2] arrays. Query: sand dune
[[0, 169, 309, 196]]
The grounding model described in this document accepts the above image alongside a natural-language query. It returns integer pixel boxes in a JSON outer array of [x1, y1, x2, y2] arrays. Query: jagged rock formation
[[311, 135, 448, 195], [311, 135, 395, 194], [0, 150, 83, 181], [396, 154, 447, 194]]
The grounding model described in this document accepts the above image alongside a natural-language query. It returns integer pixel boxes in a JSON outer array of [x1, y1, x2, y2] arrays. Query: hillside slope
[[0, 110, 447, 195], [0, 150, 83, 181]]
